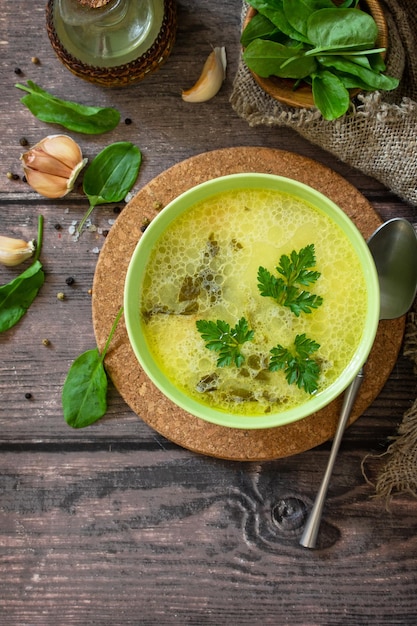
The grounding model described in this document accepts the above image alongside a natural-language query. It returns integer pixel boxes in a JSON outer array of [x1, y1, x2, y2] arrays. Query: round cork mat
[[92, 147, 405, 461]]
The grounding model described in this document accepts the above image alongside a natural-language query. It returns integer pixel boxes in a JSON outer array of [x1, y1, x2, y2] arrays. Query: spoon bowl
[[368, 218, 417, 319]]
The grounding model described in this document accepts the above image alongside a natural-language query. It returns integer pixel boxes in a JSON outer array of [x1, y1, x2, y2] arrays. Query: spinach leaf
[[15, 81, 120, 135], [243, 39, 317, 78], [62, 306, 124, 428], [78, 142, 142, 233], [312, 71, 350, 120], [0, 215, 44, 333], [338, 0, 359, 6], [306, 8, 378, 53], [241, 12, 284, 47], [282, 0, 334, 38], [248, 0, 308, 42], [62, 349, 108, 428], [317, 56, 399, 90]]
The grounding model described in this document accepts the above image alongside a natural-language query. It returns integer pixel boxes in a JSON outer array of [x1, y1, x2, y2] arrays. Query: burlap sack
[[231, 1, 417, 500], [231, 0, 417, 207]]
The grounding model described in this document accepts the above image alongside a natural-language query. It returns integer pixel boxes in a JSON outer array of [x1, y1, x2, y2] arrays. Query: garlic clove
[[41, 134, 84, 169], [182, 47, 227, 103], [0, 235, 35, 267], [21, 134, 87, 199], [23, 169, 74, 199], [23, 148, 74, 179]]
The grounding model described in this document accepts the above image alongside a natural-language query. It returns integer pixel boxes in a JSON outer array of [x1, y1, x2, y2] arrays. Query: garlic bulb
[[182, 47, 227, 103], [21, 135, 88, 199], [0, 235, 35, 267]]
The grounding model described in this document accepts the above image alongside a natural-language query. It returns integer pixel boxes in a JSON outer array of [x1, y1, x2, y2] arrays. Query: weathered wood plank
[[1, 0, 417, 623], [1, 450, 417, 625]]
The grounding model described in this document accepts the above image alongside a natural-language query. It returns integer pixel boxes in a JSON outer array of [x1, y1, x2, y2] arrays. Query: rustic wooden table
[[1, 1, 417, 624]]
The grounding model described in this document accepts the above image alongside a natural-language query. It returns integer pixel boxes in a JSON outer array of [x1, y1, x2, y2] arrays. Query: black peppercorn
[[54, 223, 62, 230], [124, 118, 132, 125], [113, 206, 122, 214], [65, 276, 75, 285], [14, 67, 22, 75], [19, 137, 29, 146], [25, 392, 32, 399]]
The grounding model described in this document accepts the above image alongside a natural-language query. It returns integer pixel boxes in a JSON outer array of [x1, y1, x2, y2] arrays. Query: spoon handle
[[299, 367, 365, 549]]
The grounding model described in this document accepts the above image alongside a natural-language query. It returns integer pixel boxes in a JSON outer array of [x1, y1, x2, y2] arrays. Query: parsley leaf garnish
[[196, 317, 254, 367], [257, 244, 323, 316], [269, 333, 321, 394]]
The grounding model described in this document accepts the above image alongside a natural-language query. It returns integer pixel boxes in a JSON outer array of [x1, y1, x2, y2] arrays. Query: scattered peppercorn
[[19, 137, 29, 147], [42, 338, 50, 346], [113, 206, 122, 214], [14, 67, 22, 75], [65, 276, 75, 285], [141, 218, 151, 232], [54, 223, 62, 230], [56, 292, 65, 301], [31, 56, 40, 65], [124, 118, 132, 125], [22, 175, 27, 183], [25, 392, 32, 400], [102, 229, 109, 238]]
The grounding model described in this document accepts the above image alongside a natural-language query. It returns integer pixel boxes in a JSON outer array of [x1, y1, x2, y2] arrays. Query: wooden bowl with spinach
[[241, 0, 398, 119]]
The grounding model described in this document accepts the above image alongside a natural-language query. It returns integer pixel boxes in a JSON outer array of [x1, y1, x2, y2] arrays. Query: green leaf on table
[[15, 80, 120, 134], [312, 70, 351, 120], [78, 142, 142, 233], [0, 261, 44, 332], [62, 306, 124, 428], [62, 349, 109, 429]]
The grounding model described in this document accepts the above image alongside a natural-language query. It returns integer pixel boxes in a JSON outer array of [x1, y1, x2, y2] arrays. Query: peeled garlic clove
[[0, 235, 35, 267], [182, 47, 227, 103], [21, 134, 88, 199]]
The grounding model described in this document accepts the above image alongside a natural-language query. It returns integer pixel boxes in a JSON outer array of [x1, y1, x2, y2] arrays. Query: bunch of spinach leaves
[[241, 0, 399, 120]]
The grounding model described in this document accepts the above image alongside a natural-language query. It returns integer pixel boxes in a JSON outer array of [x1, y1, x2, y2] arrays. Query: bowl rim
[[124, 173, 380, 430]]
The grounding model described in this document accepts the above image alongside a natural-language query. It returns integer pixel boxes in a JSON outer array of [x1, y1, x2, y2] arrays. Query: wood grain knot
[[271, 497, 307, 532]]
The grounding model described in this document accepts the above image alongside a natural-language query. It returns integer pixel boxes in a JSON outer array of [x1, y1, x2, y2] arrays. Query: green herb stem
[[100, 305, 124, 364], [77, 203, 96, 235], [33, 214, 44, 263]]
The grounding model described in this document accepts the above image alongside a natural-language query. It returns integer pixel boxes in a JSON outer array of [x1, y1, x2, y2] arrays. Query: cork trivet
[[92, 147, 405, 461]]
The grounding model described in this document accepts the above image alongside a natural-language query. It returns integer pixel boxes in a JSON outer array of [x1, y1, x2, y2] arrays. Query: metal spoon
[[300, 218, 417, 549]]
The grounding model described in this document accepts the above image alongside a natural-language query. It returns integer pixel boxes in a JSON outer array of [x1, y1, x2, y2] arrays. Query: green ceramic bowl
[[124, 173, 379, 430]]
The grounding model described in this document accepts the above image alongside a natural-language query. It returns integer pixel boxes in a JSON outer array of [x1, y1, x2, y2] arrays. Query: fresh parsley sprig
[[196, 317, 254, 367], [269, 333, 321, 394], [257, 244, 323, 316]]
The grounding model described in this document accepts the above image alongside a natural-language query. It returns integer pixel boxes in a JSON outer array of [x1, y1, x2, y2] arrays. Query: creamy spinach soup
[[140, 188, 368, 416]]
